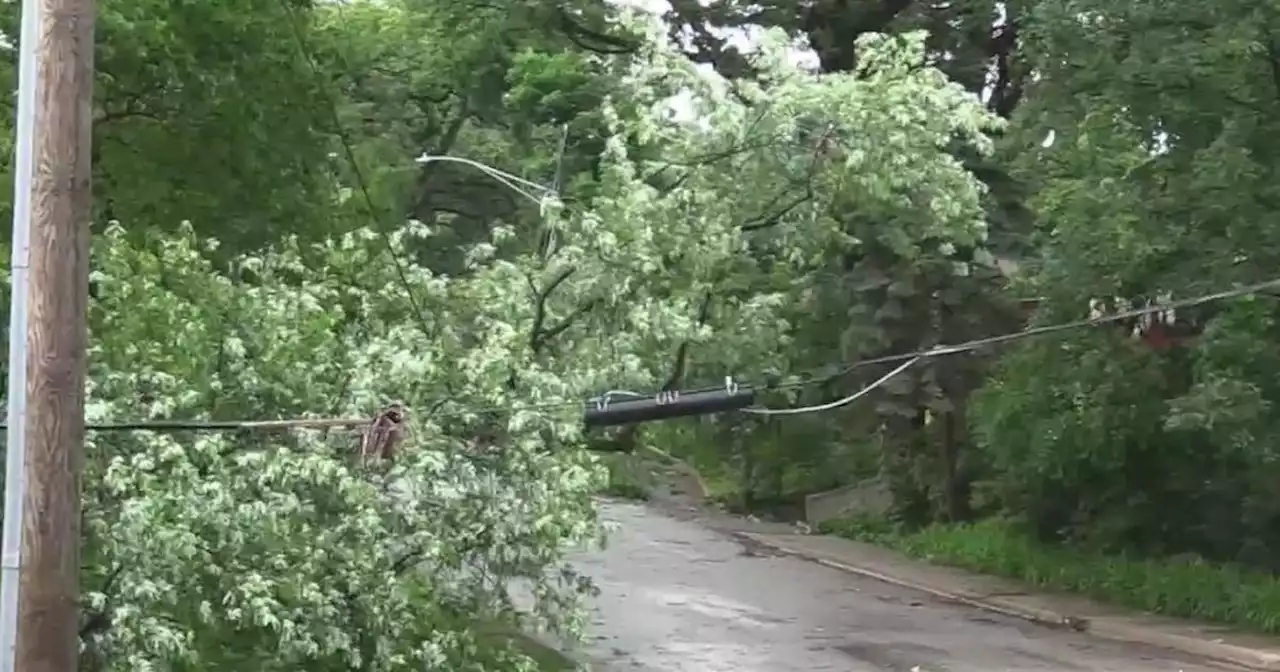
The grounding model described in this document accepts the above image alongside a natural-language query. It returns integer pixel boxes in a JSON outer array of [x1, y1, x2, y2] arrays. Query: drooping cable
[[28, 276, 1280, 431], [741, 356, 919, 416], [276, 0, 434, 338]]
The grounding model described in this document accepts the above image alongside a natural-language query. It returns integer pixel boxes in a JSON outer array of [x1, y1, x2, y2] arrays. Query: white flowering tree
[[55, 16, 999, 672]]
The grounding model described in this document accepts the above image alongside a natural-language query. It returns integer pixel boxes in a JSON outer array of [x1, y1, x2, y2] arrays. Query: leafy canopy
[[53, 12, 1006, 669]]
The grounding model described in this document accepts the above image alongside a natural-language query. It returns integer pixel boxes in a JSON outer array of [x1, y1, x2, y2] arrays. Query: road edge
[[518, 630, 598, 671], [636, 445, 709, 499], [735, 532, 1280, 672]]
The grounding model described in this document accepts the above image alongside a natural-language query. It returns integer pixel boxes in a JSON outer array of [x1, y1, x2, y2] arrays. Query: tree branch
[[663, 0, 758, 78], [803, 0, 915, 73], [741, 189, 814, 232], [661, 291, 715, 391], [540, 298, 600, 346], [739, 127, 827, 231], [409, 99, 471, 222], [529, 266, 581, 354], [79, 564, 125, 638], [391, 547, 424, 575], [94, 93, 166, 126], [1266, 34, 1280, 106], [554, 6, 639, 54], [987, 19, 1023, 119]]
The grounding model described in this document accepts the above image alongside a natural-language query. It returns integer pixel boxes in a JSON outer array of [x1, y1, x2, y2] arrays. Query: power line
[[0, 398, 586, 433], [0, 417, 369, 433], [680, 278, 1280, 408], [29, 277, 1280, 433], [742, 357, 919, 416], [79, 418, 369, 432], [816, 277, 1280, 380], [277, 0, 434, 339], [216, 6, 1280, 426]]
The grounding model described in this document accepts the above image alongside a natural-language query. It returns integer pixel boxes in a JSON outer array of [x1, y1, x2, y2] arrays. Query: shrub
[[822, 516, 1280, 633]]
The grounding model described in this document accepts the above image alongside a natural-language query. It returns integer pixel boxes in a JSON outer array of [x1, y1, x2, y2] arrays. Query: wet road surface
[[570, 501, 1237, 672]]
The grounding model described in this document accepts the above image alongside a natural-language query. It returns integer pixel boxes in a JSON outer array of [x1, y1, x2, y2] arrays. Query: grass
[[699, 471, 741, 503], [818, 514, 1280, 634], [596, 453, 654, 500]]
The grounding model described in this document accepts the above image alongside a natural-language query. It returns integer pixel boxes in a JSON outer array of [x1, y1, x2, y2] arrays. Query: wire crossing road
[[568, 502, 1237, 672]]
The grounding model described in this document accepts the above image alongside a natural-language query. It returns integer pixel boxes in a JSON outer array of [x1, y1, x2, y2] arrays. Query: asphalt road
[[569, 501, 1236, 672]]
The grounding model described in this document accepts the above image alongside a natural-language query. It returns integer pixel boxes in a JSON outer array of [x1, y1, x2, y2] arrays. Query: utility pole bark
[[15, 0, 94, 666]]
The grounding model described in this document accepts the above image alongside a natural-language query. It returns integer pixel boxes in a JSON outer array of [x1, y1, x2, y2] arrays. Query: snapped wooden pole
[[15, 0, 94, 666]]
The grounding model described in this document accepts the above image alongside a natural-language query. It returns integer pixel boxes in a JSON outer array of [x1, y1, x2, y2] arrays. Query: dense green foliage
[[0, 0, 1277, 664], [819, 513, 1280, 633], [650, 0, 1280, 631], [655, 0, 1280, 580], [0, 0, 1019, 668]]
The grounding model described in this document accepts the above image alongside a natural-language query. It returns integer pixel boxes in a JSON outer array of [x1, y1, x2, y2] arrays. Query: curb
[[520, 631, 594, 671], [728, 533, 1074, 627], [1088, 621, 1280, 672], [736, 533, 1280, 672]]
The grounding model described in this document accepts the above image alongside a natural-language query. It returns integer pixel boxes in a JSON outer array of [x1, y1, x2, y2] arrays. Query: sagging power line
[[262, 0, 1280, 429], [8, 276, 1274, 434], [741, 357, 919, 417], [277, 0, 434, 341], [819, 278, 1280, 380]]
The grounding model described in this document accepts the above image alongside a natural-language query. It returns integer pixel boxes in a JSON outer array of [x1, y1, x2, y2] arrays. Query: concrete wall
[[803, 477, 892, 524]]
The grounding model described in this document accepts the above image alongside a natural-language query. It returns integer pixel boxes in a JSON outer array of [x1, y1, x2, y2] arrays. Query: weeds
[[597, 454, 652, 500], [818, 514, 1280, 633]]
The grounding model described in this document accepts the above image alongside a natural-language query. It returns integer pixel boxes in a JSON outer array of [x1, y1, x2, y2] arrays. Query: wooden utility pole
[[15, 0, 94, 666]]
